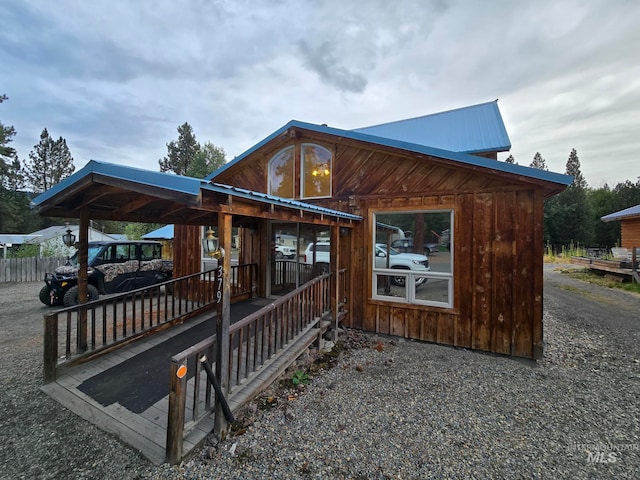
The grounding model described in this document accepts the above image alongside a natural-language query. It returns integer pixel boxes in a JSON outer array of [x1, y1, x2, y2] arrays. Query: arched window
[[268, 146, 295, 198], [301, 144, 332, 199]]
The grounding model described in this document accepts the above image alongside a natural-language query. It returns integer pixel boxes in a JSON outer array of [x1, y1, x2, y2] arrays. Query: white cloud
[[1, 0, 639, 187]]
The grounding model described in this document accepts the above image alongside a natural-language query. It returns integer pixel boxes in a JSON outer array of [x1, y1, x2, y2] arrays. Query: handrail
[[165, 272, 333, 464], [43, 263, 257, 383]]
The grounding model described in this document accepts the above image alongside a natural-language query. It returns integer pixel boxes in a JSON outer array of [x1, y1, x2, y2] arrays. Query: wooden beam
[[77, 209, 89, 352]]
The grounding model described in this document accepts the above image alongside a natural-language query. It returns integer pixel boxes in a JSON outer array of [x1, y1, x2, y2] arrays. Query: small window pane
[[414, 277, 451, 305], [269, 147, 295, 198], [302, 144, 331, 198], [375, 274, 408, 301]]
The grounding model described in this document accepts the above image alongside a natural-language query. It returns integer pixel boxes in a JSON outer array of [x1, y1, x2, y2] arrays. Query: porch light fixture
[[62, 223, 76, 247], [203, 226, 224, 259]]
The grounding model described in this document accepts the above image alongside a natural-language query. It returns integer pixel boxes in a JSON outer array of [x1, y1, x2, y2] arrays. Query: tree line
[[0, 94, 225, 238], [520, 149, 640, 251], [2, 93, 638, 251]]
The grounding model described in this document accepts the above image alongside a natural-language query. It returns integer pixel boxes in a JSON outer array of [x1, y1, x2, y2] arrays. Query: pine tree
[[187, 141, 226, 178], [529, 152, 548, 170], [24, 128, 75, 193], [159, 122, 200, 175], [505, 154, 515, 164], [565, 148, 587, 189], [0, 94, 27, 232]]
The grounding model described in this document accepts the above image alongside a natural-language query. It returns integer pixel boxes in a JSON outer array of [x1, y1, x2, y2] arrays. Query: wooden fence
[[0, 256, 66, 283]]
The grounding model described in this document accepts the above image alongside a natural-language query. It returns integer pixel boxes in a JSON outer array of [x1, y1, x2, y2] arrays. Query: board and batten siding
[[336, 188, 544, 359]]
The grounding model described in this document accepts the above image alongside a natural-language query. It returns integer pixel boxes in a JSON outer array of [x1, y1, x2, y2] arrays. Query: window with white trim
[[372, 210, 453, 308]]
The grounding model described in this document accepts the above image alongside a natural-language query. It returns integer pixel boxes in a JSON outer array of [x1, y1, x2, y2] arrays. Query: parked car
[[303, 241, 430, 286], [274, 244, 296, 259], [39, 240, 173, 307], [374, 243, 430, 286], [390, 238, 439, 255]]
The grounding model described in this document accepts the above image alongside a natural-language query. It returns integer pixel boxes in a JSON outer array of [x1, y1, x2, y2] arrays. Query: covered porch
[[31, 160, 359, 463]]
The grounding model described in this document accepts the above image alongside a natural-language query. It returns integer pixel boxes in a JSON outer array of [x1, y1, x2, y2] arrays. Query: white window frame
[[372, 210, 454, 309]]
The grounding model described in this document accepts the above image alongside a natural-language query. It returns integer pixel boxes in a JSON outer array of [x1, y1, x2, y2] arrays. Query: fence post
[[43, 313, 58, 383], [165, 360, 187, 464]]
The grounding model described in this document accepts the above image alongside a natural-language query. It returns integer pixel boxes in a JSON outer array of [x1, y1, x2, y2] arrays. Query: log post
[[43, 313, 58, 383], [214, 212, 232, 437], [165, 360, 187, 464], [77, 209, 89, 351]]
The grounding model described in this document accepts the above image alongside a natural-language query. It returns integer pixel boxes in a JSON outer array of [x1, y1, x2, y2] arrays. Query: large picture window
[[301, 144, 331, 199], [372, 210, 453, 308], [268, 146, 295, 198]]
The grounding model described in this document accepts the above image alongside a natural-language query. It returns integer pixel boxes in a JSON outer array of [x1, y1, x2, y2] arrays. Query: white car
[[374, 243, 430, 286], [274, 244, 296, 259], [303, 242, 430, 285]]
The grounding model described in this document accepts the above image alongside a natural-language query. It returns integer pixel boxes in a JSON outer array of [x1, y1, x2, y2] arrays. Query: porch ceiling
[[31, 160, 361, 227]]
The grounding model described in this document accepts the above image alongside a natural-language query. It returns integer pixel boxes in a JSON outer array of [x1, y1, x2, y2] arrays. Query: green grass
[[561, 267, 640, 294]]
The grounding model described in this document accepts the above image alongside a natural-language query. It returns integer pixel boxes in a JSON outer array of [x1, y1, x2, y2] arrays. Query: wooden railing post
[[165, 360, 187, 464], [43, 313, 58, 383]]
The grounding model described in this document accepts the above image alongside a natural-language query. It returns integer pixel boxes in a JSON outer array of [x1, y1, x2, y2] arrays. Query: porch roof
[[31, 160, 362, 226]]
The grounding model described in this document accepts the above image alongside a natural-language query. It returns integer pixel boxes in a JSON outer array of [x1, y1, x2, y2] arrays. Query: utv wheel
[[39, 285, 61, 306], [63, 284, 99, 307]]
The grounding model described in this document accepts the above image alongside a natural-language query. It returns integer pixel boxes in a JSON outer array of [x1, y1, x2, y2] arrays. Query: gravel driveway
[[0, 265, 638, 479]]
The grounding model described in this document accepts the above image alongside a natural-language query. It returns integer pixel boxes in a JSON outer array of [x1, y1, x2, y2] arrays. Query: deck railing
[[166, 273, 332, 463], [272, 259, 315, 288], [43, 263, 257, 383]]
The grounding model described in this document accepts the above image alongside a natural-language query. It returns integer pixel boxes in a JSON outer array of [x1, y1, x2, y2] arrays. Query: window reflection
[[268, 147, 295, 198], [302, 144, 331, 198]]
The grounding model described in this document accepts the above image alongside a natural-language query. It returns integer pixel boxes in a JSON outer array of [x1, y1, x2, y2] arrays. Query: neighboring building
[[601, 204, 640, 249], [142, 224, 174, 259], [27, 225, 116, 257], [0, 234, 40, 258]]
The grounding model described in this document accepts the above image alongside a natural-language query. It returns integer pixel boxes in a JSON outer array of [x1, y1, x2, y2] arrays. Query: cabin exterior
[[196, 101, 571, 359], [602, 204, 640, 249]]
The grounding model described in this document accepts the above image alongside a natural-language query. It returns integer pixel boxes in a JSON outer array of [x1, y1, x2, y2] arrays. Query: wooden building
[[32, 101, 571, 360], [201, 101, 571, 359], [601, 204, 640, 249]]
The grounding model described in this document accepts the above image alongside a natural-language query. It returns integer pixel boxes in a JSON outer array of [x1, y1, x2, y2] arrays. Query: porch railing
[[166, 273, 332, 463], [43, 263, 257, 383]]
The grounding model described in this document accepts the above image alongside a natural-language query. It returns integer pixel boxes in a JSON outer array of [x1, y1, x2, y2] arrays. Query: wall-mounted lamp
[[202, 226, 224, 259], [62, 223, 76, 247]]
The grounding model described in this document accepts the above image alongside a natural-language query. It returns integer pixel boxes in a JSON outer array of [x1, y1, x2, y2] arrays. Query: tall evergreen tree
[[504, 154, 515, 164], [529, 152, 548, 170], [565, 148, 586, 189], [0, 94, 27, 232], [23, 128, 75, 193], [187, 141, 226, 178], [544, 149, 592, 248], [159, 122, 200, 175]]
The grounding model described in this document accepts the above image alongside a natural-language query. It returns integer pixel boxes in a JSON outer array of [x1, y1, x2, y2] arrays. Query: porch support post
[[330, 226, 340, 342], [215, 211, 233, 436], [77, 209, 89, 351]]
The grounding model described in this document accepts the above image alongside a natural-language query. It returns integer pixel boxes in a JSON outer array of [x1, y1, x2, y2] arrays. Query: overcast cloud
[[1, 0, 638, 187]]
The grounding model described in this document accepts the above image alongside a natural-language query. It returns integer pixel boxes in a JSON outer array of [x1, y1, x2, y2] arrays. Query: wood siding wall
[[330, 189, 544, 359], [209, 129, 555, 359], [621, 219, 640, 249]]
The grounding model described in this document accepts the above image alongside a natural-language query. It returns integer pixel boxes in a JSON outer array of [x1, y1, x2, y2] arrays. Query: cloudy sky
[[1, 0, 639, 187]]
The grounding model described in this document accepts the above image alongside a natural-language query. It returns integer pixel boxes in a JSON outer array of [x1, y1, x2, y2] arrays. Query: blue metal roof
[[142, 224, 175, 239], [601, 204, 640, 222], [352, 100, 511, 154], [32, 160, 203, 207], [207, 119, 571, 187], [204, 183, 362, 221]]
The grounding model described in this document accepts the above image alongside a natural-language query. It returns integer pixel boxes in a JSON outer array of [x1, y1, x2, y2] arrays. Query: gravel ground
[[0, 265, 638, 479]]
